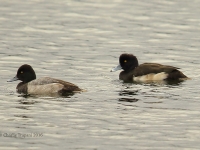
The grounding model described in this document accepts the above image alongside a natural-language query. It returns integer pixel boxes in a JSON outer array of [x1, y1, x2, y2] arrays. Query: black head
[[119, 54, 139, 71], [8, 64, 36, 83], [17, 64, 36, 82]]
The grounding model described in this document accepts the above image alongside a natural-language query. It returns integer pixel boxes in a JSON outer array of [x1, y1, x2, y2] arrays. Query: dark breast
[[17, 82, 28, 94], [119, 70, 134, 81]]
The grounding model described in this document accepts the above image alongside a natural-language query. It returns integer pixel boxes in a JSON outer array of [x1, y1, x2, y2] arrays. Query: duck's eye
[[21, 71, 23, 74], [124, 60, 127, 63]]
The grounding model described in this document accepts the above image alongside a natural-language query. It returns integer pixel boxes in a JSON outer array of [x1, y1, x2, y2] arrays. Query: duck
[[111, 53, 188, 82], [7, 64, 82, 96]]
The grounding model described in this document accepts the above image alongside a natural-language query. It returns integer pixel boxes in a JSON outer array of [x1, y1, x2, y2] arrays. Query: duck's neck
[[24, 73, 36, 83], [125, 64, 138, 72], [129, 58, 139, 71], [17, 82, 28, 94], [130, 65, 138, 71]]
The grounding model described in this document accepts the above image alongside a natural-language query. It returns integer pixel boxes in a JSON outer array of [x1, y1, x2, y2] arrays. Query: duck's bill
[[7, 76, 19, 82], [110, 64, 122, 72]]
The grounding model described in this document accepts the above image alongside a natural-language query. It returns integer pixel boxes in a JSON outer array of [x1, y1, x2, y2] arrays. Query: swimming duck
[[111, 53, 188, 82], [8, 64, 82, 96]]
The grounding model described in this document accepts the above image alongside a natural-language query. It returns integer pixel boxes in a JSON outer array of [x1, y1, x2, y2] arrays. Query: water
[[0, 0, 200, 149]]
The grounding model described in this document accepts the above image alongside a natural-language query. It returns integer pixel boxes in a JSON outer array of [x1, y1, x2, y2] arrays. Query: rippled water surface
[[1, 0, 200, 149]]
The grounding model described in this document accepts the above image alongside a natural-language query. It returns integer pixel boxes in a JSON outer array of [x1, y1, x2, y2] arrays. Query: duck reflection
[[18, 92, 75, 98], [118, 79, 185, 103], [16, 92, 74, 110], [118, 89, 140, 103], [16, 96, 39, 111], [118, 97, 139, 102]]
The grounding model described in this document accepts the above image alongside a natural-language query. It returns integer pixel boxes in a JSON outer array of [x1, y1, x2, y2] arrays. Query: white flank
[[133, 72, 168, 81]]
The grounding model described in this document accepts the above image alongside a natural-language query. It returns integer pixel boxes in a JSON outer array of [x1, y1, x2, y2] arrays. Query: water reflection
[[17, 92, 75, 98], [118, 97, 139, 103], [119, 89, 139, 96], [16, 97, 38, 111], [118, 79, 185, 103], [118, 89, 140, 103], [18, 98, 38, 105], [14, 115, 31, 119], [0, 0, 199, 148]]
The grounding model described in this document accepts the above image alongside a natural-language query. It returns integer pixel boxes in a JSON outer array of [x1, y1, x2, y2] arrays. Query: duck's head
[[8, 64, 36, 83], [111, 53, 139, 72]]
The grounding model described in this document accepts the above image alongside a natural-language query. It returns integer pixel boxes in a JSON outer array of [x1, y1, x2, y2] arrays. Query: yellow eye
[[124, 60, 127, 63], [21, 71, 23, 74]]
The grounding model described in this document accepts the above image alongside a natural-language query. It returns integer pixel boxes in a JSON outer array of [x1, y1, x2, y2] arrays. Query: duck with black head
[[111, 53, 189, 82], [8, 64, 82, 96]]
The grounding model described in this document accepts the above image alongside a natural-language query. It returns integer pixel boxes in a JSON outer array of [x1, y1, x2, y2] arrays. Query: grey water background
[[0, 0, 200, 149]]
